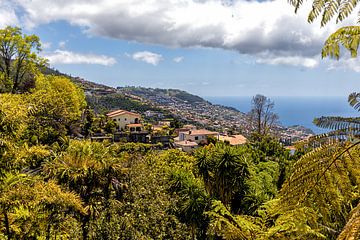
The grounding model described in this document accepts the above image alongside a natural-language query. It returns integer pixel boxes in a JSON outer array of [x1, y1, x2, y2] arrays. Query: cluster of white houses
[[105, 109, 247, 152]]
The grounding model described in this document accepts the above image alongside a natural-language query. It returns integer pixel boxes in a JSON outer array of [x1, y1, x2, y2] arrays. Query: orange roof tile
[[185, 129, 218, 136], [219, 135, 247, 145]]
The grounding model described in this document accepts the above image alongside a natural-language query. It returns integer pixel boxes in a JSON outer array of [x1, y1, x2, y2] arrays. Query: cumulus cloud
[[327, 58, 360, 72], [8, 0, 358, 68], [44, 49, 117, 66], [0, 1, 19, 27], [130, 51, 163, 65], [256, 52, 319, 68], [173, 56, 184, 63]]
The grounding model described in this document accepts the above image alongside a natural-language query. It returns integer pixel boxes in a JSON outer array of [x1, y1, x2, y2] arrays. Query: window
[[195, 136, 198, 140]]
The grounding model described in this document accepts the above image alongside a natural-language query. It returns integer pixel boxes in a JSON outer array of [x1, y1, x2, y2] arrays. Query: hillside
[[43, 67, 314, 140]]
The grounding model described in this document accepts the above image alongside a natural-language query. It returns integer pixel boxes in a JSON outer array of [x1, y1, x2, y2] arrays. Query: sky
[[2, 0, 360, 97]]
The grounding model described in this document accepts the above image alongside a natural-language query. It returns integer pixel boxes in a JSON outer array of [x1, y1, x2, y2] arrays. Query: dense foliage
[[0, 27, 359, 239]]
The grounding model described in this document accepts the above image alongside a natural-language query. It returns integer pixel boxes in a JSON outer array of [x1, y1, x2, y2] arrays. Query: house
[[179, 129, 219, 144], [174, 141, 198, 152], [106, 110, 141, 131], [126, 123, 144, 132], [218, 135, 247, 146]]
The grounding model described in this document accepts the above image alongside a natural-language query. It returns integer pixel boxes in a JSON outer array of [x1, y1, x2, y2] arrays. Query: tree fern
[[348, 92, 360, 110], [322, 26, 360, 58], [337, 202, 360, 240]]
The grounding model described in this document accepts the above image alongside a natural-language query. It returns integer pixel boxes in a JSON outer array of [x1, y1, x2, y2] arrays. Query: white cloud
[[0, 1, 19, 27], [44, 49, 117, 66], [173, 56, 184, 63], [9, 0, 358, 68], [256, 55, 319, 68], [131, 51, 163, 65], [58, 40, 67, 49], [327, 58, 360, 72]]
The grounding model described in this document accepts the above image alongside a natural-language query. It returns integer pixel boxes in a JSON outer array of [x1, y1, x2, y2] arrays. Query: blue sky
[[2, 0, 360, 97]]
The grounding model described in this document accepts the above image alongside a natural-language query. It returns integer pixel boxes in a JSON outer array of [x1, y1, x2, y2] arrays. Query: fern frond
[[337, 0, 359, 22], [281, 140, 360, 208], [288, 0, 306, 13], [205, 200, 261, 239], [308, 0, 326, 23], [309, 128, 360, 143], [337, 202, 360, 240], [322, 26, 360, 59], [348, 92, 360, 111], [321, 0, 341, 27], [313, 116, 360, 131]]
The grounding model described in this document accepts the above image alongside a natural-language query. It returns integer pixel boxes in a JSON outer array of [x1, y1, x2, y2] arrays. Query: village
[[90, 108, 297, 153]]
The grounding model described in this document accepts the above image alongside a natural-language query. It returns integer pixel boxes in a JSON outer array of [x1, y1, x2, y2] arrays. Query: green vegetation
[[0, 26, 359, 239], [87, 93, 162, 114], [290, 0, 360, 58]]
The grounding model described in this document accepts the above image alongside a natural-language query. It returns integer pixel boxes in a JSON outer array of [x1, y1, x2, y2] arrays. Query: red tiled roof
[[219, 135, 247, 145], [184, 129, 218, 136], [106, 110, 141, 117]]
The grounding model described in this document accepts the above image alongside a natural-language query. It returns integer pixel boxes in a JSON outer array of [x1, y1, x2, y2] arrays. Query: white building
[[174, 141, 199, 152], [106, 110, 141, 131], [178, 129, 219, 144]]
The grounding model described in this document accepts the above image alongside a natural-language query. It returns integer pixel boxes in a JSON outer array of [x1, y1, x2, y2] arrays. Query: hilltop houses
[[103, 109, 247, 152], [106, 110, 141, 131], [178, 129, 219, 144]]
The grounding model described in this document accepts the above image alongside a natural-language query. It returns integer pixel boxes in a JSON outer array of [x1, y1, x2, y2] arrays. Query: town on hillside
[[85, 106, 311, 153]]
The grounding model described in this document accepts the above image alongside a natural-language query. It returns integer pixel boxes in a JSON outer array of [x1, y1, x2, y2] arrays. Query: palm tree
[[42, 140, 127, 240]]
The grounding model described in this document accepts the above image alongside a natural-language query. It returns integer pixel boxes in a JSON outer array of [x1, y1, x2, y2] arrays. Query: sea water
[[205, 96, 359, 134]]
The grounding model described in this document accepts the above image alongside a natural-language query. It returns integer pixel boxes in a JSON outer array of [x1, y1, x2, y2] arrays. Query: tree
[[26, 74, 86, 144], [287, 2, 360, 238], [248, 95, 278, 135], [0, 26, 45, 93]]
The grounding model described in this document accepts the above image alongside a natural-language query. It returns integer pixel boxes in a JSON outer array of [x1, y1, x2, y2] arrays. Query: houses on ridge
[[92, 109, 248, 152]]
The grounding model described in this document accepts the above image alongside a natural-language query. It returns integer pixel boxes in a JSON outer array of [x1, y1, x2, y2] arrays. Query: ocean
[[204, 96, 360, 134]]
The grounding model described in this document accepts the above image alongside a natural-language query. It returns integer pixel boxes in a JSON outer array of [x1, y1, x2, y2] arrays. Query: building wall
[[109, 114, 140, 131], [182, 133, 218, 144]]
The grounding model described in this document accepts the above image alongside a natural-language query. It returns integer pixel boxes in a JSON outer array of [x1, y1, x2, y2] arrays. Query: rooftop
[[181, 129, 219, 136], [174, 141, 198, 147], [219, 135, 247, 145], [107, 109, 141, 118]]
